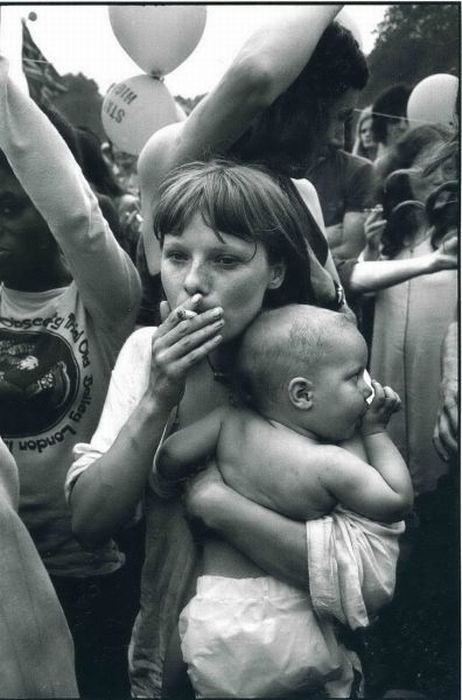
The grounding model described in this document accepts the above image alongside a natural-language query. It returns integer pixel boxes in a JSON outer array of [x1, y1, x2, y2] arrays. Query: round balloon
[[109, 5, 207, 76], [101, 75, 180, 156], [407, 74, 459, 130], [336, 9, 363, 48]]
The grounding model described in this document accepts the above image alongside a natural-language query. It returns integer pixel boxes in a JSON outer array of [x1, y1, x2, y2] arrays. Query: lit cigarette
[[177, 308, 197, 321]]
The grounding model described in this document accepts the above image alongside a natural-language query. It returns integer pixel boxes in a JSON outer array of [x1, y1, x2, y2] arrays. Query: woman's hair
[[380, 125, 453, 257], [371, 83, 412, 145], [154, 159, 318, 307], [227, 22, 369, 176], [352, 105, 376, 160]]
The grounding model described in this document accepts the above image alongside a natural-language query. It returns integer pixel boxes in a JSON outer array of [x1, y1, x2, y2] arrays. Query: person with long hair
[[353, 105, 377, 161], [361, 134, 459, 698], [368, 124, 456, 496]]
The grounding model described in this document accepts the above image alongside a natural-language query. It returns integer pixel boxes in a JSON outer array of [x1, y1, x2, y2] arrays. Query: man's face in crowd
[[326, 89, 360, 149]]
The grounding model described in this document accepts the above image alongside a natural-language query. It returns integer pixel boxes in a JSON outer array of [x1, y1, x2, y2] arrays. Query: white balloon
[[407, 74, 459, 130], [101, 75, 180, 156], [336, 9, 363, 49], [108, 5, 207, 76]]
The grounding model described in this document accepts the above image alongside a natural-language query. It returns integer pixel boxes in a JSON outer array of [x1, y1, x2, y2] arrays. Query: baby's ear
[[288, 377, 313, 410]]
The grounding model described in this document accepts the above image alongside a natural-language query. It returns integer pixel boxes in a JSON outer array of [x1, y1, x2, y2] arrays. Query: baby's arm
[[157, 407, 225, 482], [323, 381, 413, 522]]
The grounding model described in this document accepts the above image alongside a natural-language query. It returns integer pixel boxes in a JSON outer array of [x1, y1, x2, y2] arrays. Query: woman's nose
[[183, 261, 210, 296]]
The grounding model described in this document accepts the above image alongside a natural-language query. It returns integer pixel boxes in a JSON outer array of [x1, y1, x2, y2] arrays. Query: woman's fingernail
[[191, 294, 202, 305], [212, 307, 223, 318]]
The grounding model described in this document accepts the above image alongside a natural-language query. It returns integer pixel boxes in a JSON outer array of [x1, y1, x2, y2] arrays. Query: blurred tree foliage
[[54, 73, 105, 140], [360, 3, 460, 106]]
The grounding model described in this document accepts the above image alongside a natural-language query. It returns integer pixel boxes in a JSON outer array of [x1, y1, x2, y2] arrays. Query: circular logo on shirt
[[0, 330, 79, 437]]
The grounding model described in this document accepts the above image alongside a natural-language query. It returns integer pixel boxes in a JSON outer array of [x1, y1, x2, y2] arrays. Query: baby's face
[[308, 330, 372, 442]]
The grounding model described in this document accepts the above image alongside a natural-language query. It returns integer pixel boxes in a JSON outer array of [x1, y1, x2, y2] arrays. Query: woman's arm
[[0, 55, 141, 329], [140, 5, 342, 274], [185, 464, 308, 588], [185, 461, 404, 623], [69, 298, 224, 548], [349, 233, 458, 295]]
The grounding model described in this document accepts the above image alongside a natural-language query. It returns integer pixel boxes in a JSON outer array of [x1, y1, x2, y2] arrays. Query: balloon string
[[353, 107, 457, 126], [21, 59, 458, 122]]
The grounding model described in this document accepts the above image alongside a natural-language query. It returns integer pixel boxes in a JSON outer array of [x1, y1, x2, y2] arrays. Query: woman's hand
[[433, 380, 458, 461], [148, 294, 224, 409], [429, 231, 458, 272], [362, 206, 386, 261]]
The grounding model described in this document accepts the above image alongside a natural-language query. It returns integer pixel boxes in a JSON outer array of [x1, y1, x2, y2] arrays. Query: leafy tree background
[[53, 73, 104, 139], [359, 3, 460, 107]]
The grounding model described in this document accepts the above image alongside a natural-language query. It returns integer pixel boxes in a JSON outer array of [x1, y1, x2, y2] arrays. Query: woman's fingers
[[159, 294, 203, 327], [159, 307, 224, 351], [156, 317, 224, 365], [159, 300, 171, 323]]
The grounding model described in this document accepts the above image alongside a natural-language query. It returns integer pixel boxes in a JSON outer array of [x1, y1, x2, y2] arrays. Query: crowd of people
[[0, 4, 458, 699]]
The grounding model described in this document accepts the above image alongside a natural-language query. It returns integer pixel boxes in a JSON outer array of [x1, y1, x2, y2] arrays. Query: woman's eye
[[0, 206, 11, 216], [215, 255, 240, 267], [0, 202, 20, 217], [165, 250, 187, 263]]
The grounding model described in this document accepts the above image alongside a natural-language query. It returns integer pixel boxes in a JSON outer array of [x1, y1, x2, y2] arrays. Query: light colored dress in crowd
[[370, 235, 457, 496]]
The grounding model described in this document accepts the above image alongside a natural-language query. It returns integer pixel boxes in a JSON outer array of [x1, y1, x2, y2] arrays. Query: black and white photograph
[[0, 3, 459, 698]]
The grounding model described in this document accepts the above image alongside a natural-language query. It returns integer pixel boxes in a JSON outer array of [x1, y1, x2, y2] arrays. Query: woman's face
[[161, 214, 284, 342], [409, 142, 457, 203], [360, 117, 374, 149], [0, 167, 53, 282]]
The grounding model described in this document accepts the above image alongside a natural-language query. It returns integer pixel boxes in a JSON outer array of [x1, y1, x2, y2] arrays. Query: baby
[[158, 304, 413, 697]]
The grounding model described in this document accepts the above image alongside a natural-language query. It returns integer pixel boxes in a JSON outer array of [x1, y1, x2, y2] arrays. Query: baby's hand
[[361, 380, 401, 436]]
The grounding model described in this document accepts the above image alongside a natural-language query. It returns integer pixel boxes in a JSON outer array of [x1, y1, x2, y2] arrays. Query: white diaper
[[179, 575, 353, 698]]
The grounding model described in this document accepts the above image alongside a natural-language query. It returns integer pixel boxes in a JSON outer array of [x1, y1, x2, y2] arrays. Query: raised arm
[[139, 5, 342, 274], [348, 231, 458, 295], [0, 54, 140, 328], [157, 407, 224, 481]]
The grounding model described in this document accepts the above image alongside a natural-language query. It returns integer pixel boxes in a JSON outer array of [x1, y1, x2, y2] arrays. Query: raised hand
[[148, 294, 224, 409], [431, 230, 458, 272], [363, 205, 386, 260]]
